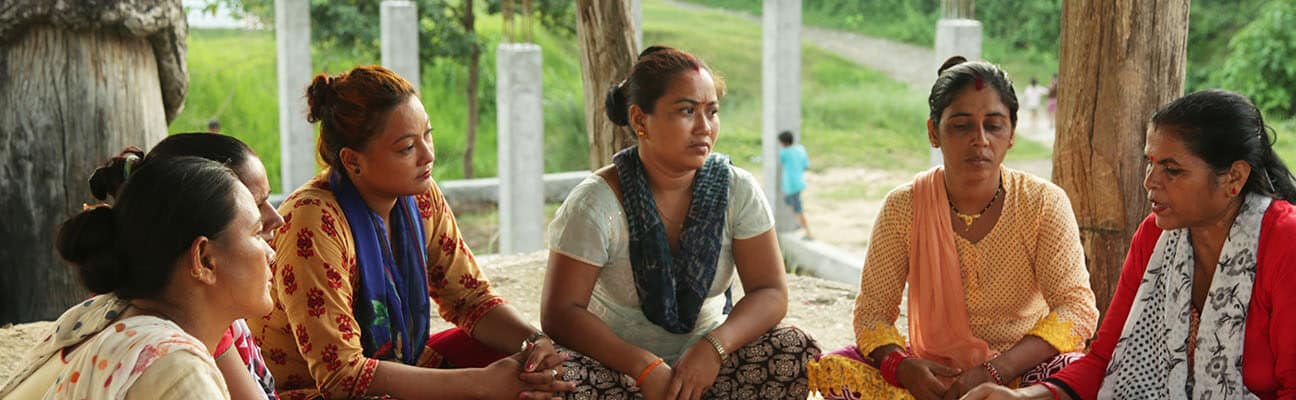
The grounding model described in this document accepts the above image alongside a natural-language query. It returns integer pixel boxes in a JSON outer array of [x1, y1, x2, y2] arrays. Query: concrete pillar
[[381, 1, 420, 89], [495, 43, 545, 254], [276, 0, 314, 193], [931, 18, 982, 166], [762, 0, 801, 232], [630, 0, 643, 51]]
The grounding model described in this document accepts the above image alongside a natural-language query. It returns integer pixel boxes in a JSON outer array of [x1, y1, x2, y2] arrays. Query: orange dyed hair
[[305, 65, 418, 170]]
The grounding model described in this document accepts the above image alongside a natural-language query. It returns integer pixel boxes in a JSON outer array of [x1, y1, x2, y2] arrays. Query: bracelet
[[701, 333, 728, 362], [879, 350, 909, 388], [519, 331, 548, 353], [635, 358, 664, 387], [982, 361, 1004, 385], [1037, 382, 1061, 400]]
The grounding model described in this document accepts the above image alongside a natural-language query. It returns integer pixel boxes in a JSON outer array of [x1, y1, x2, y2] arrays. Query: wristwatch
[[520, 331, 548, 353]]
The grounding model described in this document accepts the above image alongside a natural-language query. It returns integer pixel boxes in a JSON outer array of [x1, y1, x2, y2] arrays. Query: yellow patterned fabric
[[854, 324, 906, 361], [807, 355, 913, 400], [853, 168, 1098, 356]]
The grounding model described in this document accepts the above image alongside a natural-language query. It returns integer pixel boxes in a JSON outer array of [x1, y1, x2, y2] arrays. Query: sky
[[183, 0, 260, 29]]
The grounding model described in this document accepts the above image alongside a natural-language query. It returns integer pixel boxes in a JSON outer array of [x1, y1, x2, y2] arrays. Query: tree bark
[[0, 26, 171, 323], [575, 0, 638, 169], [1054, 0, 1190, 314], [463, 0, 479, 179]]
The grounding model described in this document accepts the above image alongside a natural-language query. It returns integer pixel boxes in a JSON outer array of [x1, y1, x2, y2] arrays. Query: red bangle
[[982, 361, 1004, 385], [879, 350, 909, 388], [635, 358, 664, 387], [1038, 382, 1061, 400]]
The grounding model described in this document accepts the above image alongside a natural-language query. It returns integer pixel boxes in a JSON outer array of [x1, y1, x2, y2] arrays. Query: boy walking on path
[[778, 131, 812, 239]]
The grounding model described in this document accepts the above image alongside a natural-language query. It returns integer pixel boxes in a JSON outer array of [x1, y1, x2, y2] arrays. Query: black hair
[[928, 56, 1019, 127], [88, 133, 255, 201], [1152, 89, 1296, 200], [605, 46, 726, 127], [778, 131, 794, 145], [57, 157, 243, 299]]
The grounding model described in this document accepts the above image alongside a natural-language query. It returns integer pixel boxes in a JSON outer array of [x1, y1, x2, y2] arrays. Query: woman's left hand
[[663, 339, 725, 398], [944, 365, 995, 399], [666, 340, 724, 400], [520, 337, 565, 374]]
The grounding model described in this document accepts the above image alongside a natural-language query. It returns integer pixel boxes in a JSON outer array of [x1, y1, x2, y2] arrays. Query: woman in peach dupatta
[[805, 57, 1099, 400]]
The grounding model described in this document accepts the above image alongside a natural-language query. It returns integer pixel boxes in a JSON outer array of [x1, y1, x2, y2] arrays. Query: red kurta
[[1050, 200, 1296, 399]]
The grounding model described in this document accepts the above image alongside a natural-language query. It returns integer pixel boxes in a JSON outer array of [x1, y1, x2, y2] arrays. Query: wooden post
[[0, 1, 187, 323], [575, 0, 639, 169], [1054, 0, 1190, 314]]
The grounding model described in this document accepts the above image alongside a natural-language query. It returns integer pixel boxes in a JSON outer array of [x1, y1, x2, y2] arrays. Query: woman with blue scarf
[[541, 46, 821, 400], [252, 65, 572, 400]]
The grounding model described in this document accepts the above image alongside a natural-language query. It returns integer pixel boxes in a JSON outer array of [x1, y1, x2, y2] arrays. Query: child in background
[[779, 130, 812, 239]]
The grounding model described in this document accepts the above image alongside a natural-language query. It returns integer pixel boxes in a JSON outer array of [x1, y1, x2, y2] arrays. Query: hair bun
[[89, 147, 145, 201], [938, 56, 969, 76], [639, 45, 674, 59], [604, 82, 631, 127], [306, 73, 336, 124], [56, 206, 127, 294]]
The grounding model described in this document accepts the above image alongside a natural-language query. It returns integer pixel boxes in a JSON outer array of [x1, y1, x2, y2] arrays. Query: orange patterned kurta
[[251, 173, 505, 400]]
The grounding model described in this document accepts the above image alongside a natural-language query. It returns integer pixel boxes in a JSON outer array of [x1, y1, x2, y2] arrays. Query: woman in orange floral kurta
[[252, 65, 570, 400]]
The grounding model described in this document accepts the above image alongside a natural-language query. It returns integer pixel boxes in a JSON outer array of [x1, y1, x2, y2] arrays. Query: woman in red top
[[962, 90, 1296, 400]]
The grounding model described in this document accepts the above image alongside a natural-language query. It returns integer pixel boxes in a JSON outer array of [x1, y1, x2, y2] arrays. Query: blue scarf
[[613, 146, 731, 334], [329, 170, 431, 364]]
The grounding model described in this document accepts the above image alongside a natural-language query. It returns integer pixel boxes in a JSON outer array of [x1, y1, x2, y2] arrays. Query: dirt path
[[662, 0, 935, 89]]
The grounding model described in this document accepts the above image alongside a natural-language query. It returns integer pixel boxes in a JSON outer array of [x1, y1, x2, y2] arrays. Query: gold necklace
[[949, 184, 1003, 232]]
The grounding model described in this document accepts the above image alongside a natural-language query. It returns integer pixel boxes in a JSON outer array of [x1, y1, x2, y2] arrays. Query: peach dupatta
[[907, 167, 993, 370]]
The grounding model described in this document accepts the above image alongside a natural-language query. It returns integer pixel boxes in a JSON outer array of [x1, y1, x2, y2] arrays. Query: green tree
[[198, 0, 574, 178], [1213, 0, 1296, 118]]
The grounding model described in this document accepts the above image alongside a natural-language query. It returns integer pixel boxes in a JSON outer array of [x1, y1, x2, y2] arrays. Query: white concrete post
[[276, 0, 314, 193], [630, 0, 643, 51], [495, 43, 545, 254], [381, 1, 421, 90], [931, 18, 982, 166], [762, 0, 801, 232]]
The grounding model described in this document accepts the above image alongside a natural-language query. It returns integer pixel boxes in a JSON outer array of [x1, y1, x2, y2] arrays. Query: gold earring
[[635, 130, 645, 137]]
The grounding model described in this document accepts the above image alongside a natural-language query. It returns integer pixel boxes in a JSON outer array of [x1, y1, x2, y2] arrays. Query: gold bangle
[[702, 333, 728, 362]]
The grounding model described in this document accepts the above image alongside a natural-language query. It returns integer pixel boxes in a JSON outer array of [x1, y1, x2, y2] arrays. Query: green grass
[[643, 1, 934, 173], [174, 0, 955, 194], [172, 29, 284, 186], [172, 14, 591, 191]]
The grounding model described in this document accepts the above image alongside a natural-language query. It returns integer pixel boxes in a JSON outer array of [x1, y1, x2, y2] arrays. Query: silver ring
[[551, 369, 558, 378]]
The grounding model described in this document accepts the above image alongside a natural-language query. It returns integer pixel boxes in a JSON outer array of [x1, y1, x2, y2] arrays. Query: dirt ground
[[0, 251, 864, 384]]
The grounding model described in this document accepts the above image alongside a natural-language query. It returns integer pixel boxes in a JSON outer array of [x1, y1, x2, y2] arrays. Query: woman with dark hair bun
[[82, 132, 285, 400], [254, 65, 571, 400], [964, 90, 1296, 399], [0, 156, 274, 399], [807, 57, 1099, 400], [542, 45, 820, 399]]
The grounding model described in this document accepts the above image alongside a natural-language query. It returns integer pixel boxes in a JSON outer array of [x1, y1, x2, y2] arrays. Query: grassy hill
[[173, 0, 1051, 193]]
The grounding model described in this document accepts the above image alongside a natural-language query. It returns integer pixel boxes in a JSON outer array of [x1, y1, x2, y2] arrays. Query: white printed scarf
[[1098, 194, 1270, 399]]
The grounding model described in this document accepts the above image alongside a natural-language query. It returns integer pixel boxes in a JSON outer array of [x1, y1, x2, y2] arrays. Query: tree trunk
[[575, 0, 639, 169], [1054, 0, 1190, 314], [463, 0, 479, 179], [0, 26, 170, 323]]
